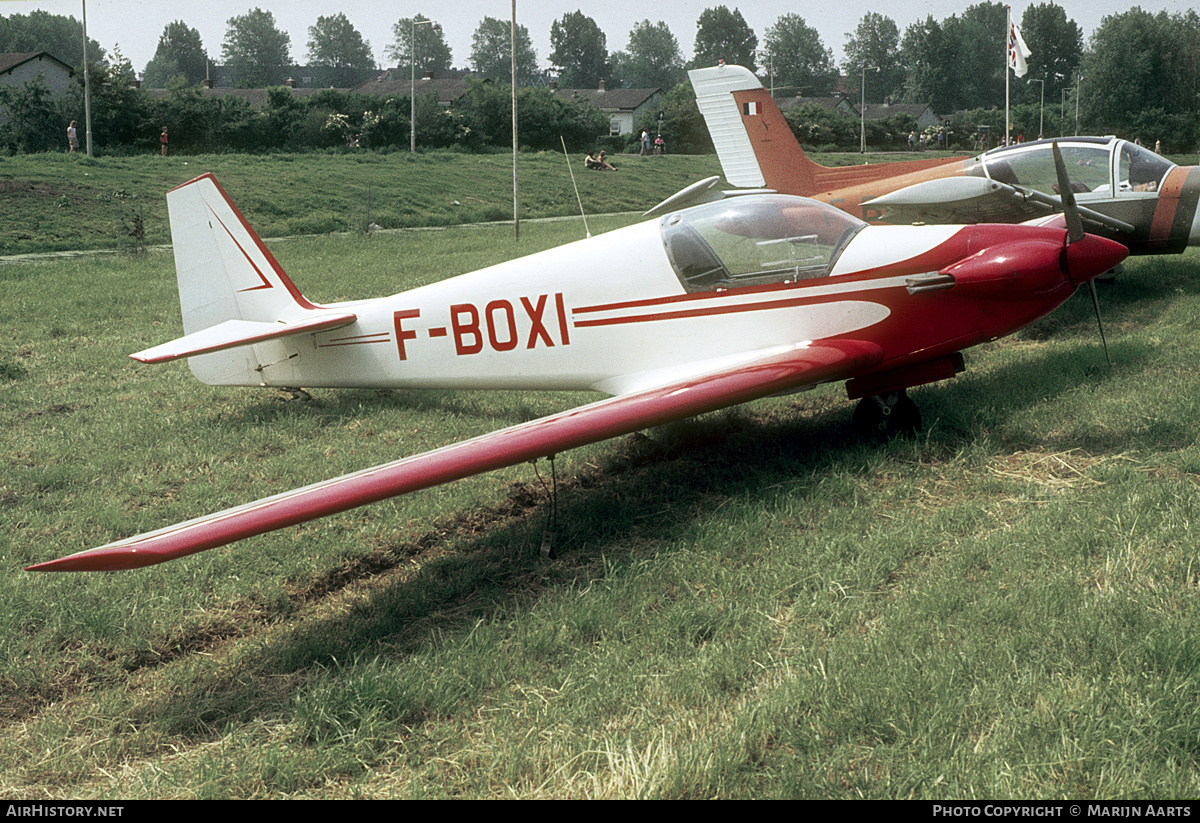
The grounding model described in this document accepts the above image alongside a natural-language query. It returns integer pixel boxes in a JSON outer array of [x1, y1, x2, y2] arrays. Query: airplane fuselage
[[189, 201, 1109, 405]]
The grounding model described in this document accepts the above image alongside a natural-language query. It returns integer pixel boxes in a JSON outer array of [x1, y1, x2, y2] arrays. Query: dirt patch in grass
[[0, 180, 62, 197], [290, 480, 562, 604], [22, 402, 88, 418]]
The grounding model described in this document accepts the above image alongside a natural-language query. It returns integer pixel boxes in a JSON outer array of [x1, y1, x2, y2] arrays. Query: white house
[[551, 81, 664, 135], [0, 52, 75, 98]]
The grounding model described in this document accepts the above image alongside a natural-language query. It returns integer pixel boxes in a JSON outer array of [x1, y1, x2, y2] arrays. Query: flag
[[1008, 21, 1032, 78]]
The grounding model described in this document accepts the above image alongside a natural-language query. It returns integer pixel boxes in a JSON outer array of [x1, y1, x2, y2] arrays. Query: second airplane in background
[[686, 63, 1200, 256]]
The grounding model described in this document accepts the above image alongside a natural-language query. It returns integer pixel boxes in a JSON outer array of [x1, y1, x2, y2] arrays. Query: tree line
[[2, 4, 1199, 154], [0, 68, 609, 155]]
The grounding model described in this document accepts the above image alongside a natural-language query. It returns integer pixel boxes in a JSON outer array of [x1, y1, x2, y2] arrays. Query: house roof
[[0, 52, 74, 77], [860, 102, 937, 121], [776, 96, 857, 114], [142, 86, 343, 107], [351, 71, 481, 104], [550, 86, 661, 112]]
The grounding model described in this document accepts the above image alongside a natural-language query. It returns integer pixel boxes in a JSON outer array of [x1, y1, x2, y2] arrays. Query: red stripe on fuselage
[[317, 332, 390, 349], [574, 285, 899, 328], [573, 226, 1000, 320]]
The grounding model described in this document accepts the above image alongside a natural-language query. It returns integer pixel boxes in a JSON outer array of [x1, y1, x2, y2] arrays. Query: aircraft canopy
[[661, 195, 865, 292], [968, 137, 1175, 197]]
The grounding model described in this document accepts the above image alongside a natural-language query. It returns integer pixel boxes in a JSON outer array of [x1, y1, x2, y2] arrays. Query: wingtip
[[26, 547, 149, 572]]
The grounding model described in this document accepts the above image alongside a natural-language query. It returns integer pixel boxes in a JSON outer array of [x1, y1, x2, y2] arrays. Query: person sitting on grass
[[597, 151, 618, 171], [584, 152, 602, 170]]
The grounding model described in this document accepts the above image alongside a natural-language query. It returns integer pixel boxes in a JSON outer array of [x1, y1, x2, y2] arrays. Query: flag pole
[[1005, 9, 1032, 146], [1005, 6, 1011, 147]]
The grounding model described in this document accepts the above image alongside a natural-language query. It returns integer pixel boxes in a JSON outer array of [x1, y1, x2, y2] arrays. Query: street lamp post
[[860, 67, 866, 154], [511, 0, 519, 242], [410, 18, 438, 153], [1028, 78, 1044, 139], [1074, 75, 1082, 136], [81, 0, 92, 156], [860, 67, 876, 154]]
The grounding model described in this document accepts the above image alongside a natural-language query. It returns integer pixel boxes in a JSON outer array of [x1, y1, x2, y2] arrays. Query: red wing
[[27, 340, 882, 572]]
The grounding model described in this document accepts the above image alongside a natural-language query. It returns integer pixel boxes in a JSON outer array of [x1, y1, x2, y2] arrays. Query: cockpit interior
[[965, 137, 1175, 197]]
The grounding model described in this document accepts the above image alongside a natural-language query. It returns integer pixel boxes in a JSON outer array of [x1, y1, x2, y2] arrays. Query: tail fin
[[167, 173, 318, 335], [689, 64, 819, 194], [688, 65, 968, 201], [148, 174, 355, 384]]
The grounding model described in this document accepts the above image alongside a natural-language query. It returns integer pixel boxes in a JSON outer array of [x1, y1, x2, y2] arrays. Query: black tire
[[852, 392, 922, 441]]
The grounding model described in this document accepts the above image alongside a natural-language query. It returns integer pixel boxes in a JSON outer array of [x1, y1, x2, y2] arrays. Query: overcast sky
[[3, 0, 1196, 78]]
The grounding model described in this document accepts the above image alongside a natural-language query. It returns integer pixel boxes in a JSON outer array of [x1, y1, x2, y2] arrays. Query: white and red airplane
[[27, 164, 1126, 572]]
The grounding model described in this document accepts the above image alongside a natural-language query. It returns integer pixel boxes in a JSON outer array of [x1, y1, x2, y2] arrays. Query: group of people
[[584, 151, 618, 170], [583, 129, 665, 171], [1133, 137, 1163, 155], [639, 129, 665, 155]]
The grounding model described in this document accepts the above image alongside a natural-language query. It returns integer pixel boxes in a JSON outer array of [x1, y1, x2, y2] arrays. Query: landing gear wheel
[[852, 391, 922, 441]]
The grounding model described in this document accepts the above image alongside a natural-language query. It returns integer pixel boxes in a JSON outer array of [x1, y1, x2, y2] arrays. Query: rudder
[[689, 64, 819, 195], [167, 173, 318, 336]]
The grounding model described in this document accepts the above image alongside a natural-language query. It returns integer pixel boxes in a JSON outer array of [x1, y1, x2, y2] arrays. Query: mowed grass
[[2, 218, 1200, 797], [0, 150, 723, 256], [0, 147, 968, 257]]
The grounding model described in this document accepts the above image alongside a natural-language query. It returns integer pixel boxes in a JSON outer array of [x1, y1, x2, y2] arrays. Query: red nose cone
[[1064, 234, 1129, 285]]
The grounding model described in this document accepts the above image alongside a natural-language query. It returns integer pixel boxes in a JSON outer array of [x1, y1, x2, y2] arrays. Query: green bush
[[785, 102, 860, 152], [636, 83, 711, 155], [0, 76, 63, 153]]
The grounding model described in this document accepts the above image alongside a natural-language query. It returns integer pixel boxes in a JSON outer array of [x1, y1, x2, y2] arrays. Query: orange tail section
[[689, 65, 966, 198]]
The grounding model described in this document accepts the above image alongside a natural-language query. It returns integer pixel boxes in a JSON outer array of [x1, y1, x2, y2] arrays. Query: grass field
[[3, 147, 1191, 257], [0, 148, 977, 256], [0, 149, 728, 255], [2, 156, 1200, 798]]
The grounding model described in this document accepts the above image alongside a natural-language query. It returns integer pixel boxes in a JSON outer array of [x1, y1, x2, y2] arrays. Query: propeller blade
[[1088, 280, 1113, 367], [1052, 141, 1085, 244], [1052, 141, 1115, 367]]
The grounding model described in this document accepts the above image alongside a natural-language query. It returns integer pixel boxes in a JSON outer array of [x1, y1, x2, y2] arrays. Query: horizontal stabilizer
[[643, 176, 722, 216], [131, 312, 358, 364]]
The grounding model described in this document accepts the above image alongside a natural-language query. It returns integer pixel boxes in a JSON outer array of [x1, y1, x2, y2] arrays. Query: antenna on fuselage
[[561, 135, 592, 239]]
